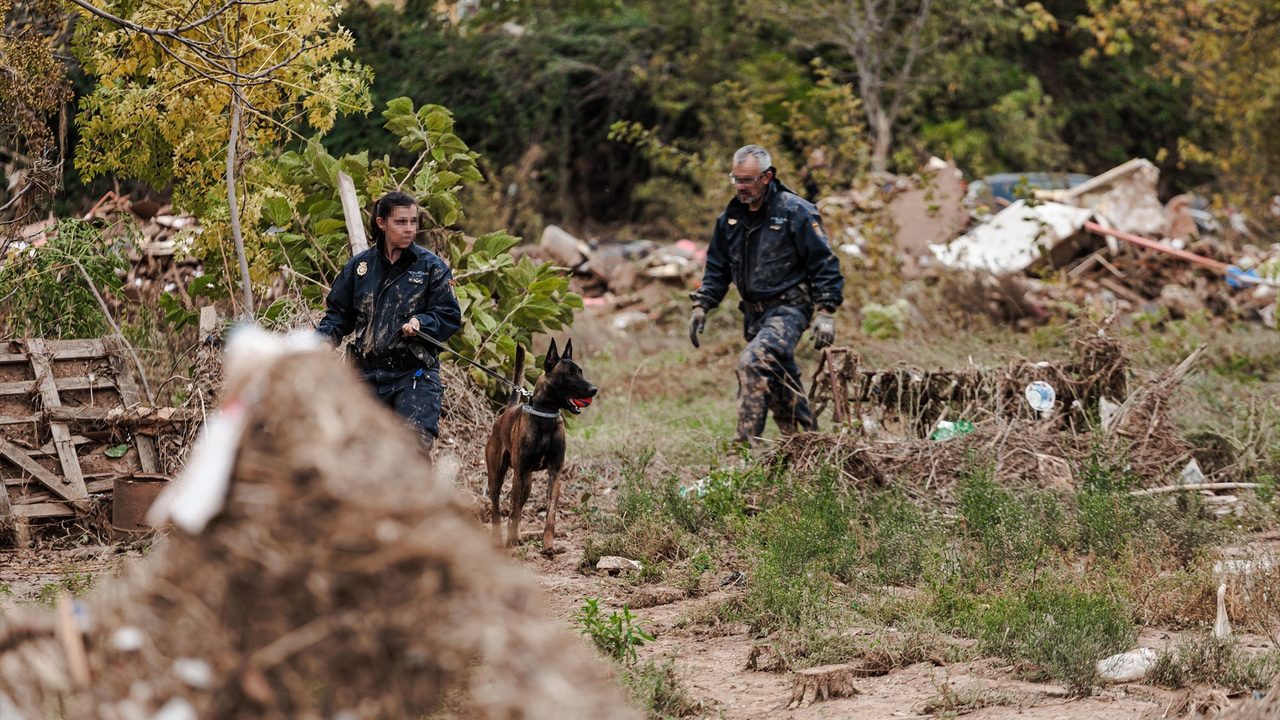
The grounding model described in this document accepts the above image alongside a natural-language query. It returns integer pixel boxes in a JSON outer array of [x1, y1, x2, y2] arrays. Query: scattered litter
[[109, 627, 146, 653], [149, 698, 197, 720], [1214, 582, 1232, 640], [1096, 647, 1158, 683], [1024, 381, 1056, 415], [1180, 458, 1207, 486], [929, 420, 975, 441], [171, 658, 213, 689]]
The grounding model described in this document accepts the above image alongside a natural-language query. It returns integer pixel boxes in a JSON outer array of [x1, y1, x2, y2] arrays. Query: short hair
[[733, 145, 772, 172], [369, 190, 418, 246]]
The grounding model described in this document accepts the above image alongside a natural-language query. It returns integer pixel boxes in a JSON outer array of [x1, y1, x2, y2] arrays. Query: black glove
[[812, 310, 835, 350], [688, 306, 707, 348]]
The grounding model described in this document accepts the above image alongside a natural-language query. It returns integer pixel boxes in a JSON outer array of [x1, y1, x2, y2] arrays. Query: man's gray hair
[[733, 145, 772, 172]]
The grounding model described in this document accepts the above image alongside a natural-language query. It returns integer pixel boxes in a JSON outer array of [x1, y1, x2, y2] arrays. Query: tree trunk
[[870, 106, 893, 174], [226, 87, 254, 318]]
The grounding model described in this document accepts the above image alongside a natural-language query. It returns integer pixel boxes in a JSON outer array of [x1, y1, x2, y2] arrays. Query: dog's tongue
[[571, 397, 593, 409]]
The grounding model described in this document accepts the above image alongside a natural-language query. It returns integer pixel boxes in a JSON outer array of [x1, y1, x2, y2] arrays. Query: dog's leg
[[507, 467, 533, 548], [542, 465, 564, 555], [487, 450, 509, 545]]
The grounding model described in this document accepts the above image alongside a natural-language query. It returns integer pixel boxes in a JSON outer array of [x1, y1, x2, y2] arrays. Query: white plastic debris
[[1099, 396, 1121, 431], [1024, 381, 1056, 415], [150, 697, 197, 720], [930, 200, 1094, 273], [110, 626, 146, 653], [1180, 458, 1207, 486], [172, 657, 213, 689], [1096, 647, 1158, 683], [1214, 582, 1232, 640], [147, 326, 322, 534]]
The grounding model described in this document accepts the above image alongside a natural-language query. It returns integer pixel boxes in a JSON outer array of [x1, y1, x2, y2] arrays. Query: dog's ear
[[544, 338, 560, 371], [563, 338, 573, 360]]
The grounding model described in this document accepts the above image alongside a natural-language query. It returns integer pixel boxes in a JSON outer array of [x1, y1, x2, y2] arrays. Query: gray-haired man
[[689, 145, 845, 447]]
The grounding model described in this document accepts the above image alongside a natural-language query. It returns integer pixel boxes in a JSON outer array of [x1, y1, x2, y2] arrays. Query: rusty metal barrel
[[111, 473, 170, 539]]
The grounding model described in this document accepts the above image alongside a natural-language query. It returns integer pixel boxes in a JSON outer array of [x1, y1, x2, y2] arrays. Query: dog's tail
[[507, 344, 526, 405]]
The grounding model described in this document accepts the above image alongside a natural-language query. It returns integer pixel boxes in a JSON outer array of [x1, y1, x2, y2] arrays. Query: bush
[[974, 582, 1134, 694]]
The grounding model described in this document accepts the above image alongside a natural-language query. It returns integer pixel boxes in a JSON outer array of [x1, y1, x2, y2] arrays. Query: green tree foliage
[[0, 0, 73, 227], [261, 98, 580, 395], [70, 0, 372, 308], [0, 220, 125, 338], [1081, 0, 1280, 211]]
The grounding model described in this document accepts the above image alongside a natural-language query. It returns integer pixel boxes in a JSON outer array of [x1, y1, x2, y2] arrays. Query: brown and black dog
[[486, 339, 597, 553]]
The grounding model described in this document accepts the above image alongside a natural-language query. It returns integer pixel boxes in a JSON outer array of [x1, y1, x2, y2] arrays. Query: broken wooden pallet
[[0, 338, 189, 532]]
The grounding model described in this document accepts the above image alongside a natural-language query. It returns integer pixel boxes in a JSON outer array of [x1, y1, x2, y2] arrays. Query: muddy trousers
[[361, 364, 443, 460], [735, 305, 816, 444]]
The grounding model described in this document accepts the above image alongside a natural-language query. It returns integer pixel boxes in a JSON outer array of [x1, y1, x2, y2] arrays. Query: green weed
[[34, 573, 95, 607], [973, 582, 1134, 695], [623, 659, 703, 719], [1149, 635, 1280, 692], [575, 598, 655, 665]]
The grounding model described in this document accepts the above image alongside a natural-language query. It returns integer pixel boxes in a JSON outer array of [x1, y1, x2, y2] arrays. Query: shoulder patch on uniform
[[356, 261, 368, 277], [811, 221, 827, 239]]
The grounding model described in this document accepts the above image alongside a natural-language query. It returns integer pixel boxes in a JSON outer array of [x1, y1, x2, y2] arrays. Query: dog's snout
[[587, 385, 598, 397]]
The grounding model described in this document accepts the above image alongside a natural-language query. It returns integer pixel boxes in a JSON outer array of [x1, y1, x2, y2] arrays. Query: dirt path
[[524, 520, 1173, 720]]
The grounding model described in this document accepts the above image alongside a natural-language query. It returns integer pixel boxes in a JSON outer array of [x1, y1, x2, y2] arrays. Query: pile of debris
[[522, 224, 704, 329], [787, 323, 1206, 498], [926, 159, 1279, 328], [0, 329, 637, 719], [13, 191, 205, 310]]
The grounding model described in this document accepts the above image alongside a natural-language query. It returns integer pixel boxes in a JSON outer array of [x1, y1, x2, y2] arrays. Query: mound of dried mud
[[0, 334, 635, 720]]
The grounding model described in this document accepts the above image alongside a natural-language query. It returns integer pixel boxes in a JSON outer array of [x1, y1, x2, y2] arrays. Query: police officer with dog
[[316, 190, 461, 455], [688, 145, 845, 449]]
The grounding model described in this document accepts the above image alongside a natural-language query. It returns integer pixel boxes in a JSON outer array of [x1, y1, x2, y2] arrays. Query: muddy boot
[[419, 433, 435, 465]]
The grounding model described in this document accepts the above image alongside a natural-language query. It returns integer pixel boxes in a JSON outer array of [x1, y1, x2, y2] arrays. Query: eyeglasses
[[729, 173, 767, 185]]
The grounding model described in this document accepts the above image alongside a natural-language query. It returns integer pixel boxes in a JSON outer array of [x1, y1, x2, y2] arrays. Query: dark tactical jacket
[[692, 178, 844, 312], [316, 242, 461, 371]]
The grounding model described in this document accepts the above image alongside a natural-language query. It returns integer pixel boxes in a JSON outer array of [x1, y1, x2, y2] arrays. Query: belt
[[357, 354, 422, 372], [743, 285, 810, 314]]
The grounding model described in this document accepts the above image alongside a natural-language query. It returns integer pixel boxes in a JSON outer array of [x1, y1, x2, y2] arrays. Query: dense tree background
[[6, 0, 1276, 238]]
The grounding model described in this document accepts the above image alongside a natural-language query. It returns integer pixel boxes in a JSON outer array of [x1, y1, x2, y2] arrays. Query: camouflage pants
[[736, 304, 816, 444]]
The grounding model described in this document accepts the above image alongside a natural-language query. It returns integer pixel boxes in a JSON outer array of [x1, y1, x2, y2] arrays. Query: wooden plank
[[103, 337, 158, 474], [0, 414, 39, 426], [45, 406, 198, 424], [337, 170, 369, 256], [0, 380, 36, 396], [12, 503, 76, 519], [0, 376, 117, 397], [5, 477, 115, 493], [0, 341, 108, 364], [43, 339, 109, 360], [0, 435, 86, 505], [26, 339, 89, 501], [0, 461, 12, 522]]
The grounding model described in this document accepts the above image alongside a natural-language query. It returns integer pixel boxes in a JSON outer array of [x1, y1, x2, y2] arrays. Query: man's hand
[[401, 316, 421, 337], [688, 306, 707, 348], [811, 310, 835, 350]]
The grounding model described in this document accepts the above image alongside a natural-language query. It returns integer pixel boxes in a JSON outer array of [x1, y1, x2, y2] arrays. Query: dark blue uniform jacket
[[316, 243, 461, 370], [692, 178, 844, 312]]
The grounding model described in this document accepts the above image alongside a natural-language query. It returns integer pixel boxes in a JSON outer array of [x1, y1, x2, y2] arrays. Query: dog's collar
[[522, 404, 561, 419]]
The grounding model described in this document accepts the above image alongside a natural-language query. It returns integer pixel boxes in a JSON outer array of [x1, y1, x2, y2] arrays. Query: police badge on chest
[[408, 270, 427, 285]]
